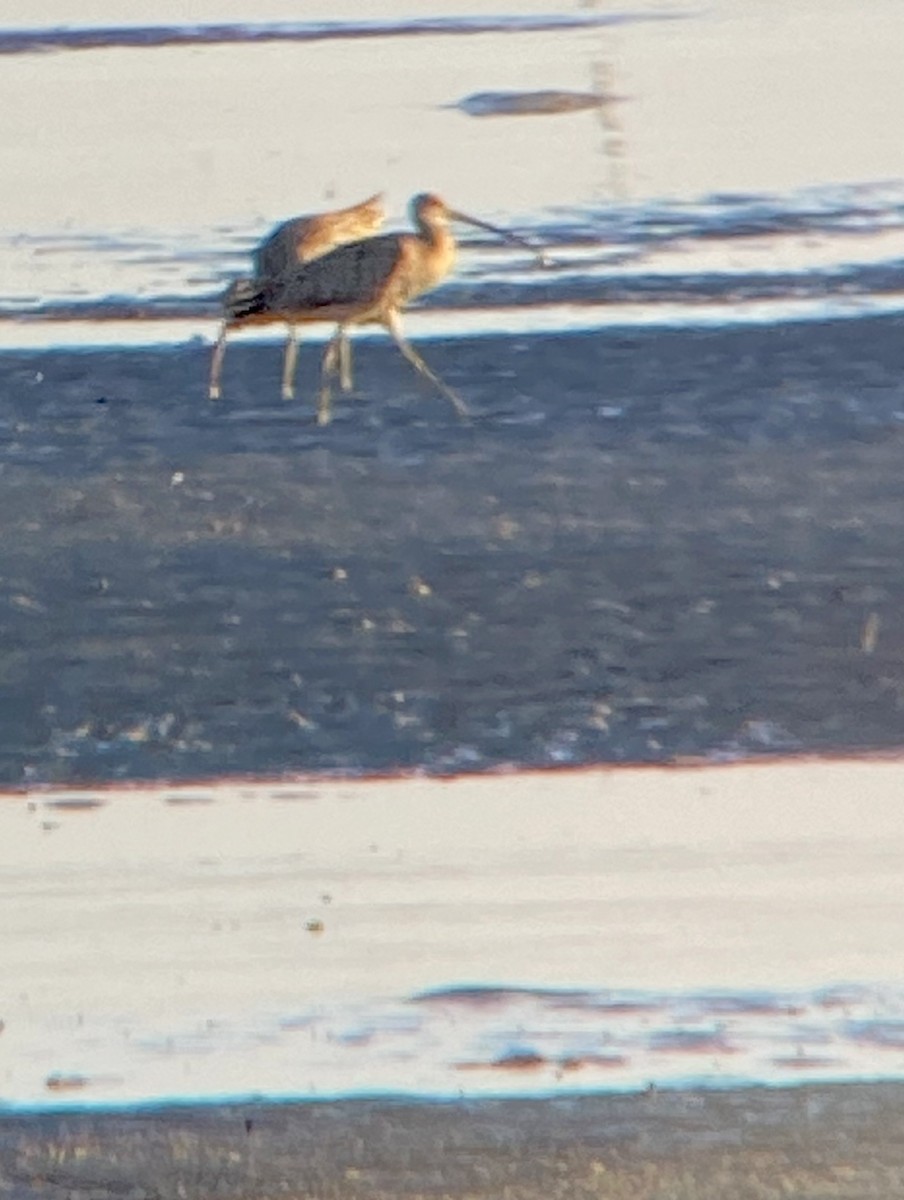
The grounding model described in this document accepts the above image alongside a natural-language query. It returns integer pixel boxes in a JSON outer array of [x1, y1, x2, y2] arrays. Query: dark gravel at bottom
[[4, 1082, 904, 1199]]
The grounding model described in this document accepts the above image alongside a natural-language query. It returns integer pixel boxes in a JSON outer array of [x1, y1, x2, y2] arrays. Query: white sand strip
[[2, 759, 904, 1106]]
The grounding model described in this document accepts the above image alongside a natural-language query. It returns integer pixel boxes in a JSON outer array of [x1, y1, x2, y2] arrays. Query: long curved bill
[[448, 208, 552, 267]]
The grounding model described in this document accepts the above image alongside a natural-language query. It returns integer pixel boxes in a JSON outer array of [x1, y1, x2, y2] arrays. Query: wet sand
[[5, 1083, 904, 1199], [2, 314, 904, 781]]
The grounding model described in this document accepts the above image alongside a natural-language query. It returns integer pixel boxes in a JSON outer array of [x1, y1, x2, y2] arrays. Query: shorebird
[[209, 192, 385, 401], [221, 192, 545, 425]]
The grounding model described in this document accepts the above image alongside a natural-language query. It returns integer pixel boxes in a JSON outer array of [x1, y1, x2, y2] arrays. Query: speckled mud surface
[[2, 315, 904, 783], [5, 1083, 904, 1199]]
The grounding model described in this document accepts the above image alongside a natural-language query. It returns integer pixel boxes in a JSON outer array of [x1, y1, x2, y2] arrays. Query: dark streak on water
[[454, 90, 611, 118], [6, 263, 904, 325], [2, 315, 904, 784], [0, 12, 682, 56], [3, 186, 902, 324]]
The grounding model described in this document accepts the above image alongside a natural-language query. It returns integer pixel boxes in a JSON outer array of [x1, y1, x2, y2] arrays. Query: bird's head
[[410, 194, 550, 264], [410, 193, 451, 227]]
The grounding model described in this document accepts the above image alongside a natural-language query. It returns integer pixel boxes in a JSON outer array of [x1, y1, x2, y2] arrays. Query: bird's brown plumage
[[220, 193, 468, 424], [209, 192, 386, 400], [253, 192, 385, 279], [227, 194, 456, 327], [212, 192, 543, 420]]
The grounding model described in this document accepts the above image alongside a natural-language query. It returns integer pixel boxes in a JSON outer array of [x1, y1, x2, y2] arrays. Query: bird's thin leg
[[384, 311, 470, 420], [208, 321, 228, 400], [317, 326, 344, 425], [281, 323, 299, 400], [338, 329, 354, 393]]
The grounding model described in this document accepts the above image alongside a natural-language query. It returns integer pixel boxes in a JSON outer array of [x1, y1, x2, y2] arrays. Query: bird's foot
[[208, 385, 221, 401], [444, 389, 471, 422], [316, 401, 332, 426], [317, 386, 333, 424]]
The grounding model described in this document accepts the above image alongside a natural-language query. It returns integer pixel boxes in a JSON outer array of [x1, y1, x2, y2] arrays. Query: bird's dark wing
[[271, 236, 403, 312], [254, 219, 304, 278], [223, 277, 267, 320]]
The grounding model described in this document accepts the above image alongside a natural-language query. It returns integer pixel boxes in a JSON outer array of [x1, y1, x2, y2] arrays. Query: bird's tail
[[222, 277, 267, 321]]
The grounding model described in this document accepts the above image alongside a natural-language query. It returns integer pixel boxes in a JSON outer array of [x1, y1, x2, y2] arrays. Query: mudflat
[[4, 1083, 904, 1198], [2, 314, 904, 782]]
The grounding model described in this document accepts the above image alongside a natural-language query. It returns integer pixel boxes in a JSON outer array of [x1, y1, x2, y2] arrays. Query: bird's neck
[[419, 220, 456, 284]]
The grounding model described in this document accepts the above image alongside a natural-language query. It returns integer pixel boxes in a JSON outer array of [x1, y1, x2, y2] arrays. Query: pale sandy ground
[[1, 0, 902, 238], [2, 0, 903, 352], [2, 0, 903, 354], [4, 759, 904, 1108], [5, 760, 904, 1193]]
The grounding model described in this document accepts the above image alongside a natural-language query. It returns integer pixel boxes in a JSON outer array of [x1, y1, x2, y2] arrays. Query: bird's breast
[[393, 233, 456, 305]]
